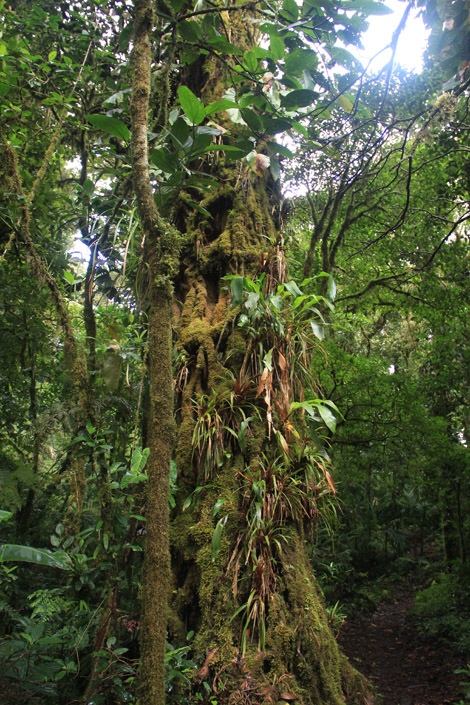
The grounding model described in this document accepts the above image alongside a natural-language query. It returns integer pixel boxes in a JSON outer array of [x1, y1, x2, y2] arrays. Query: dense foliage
[[0, 0, 469, 703]]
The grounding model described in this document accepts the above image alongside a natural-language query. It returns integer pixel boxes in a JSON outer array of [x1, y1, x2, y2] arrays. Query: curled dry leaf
[[325, 470, 336, 495]]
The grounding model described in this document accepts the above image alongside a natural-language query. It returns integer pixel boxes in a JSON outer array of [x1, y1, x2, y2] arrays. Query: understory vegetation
[[1, 0, 470, 703]]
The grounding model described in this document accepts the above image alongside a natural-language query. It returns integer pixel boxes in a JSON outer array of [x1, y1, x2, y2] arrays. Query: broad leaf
[[228, 276, 244, 308], [337, 94, 354, 113], [241, 108, 263, 133], [347, 0, 393, 14], [205, 98, 239, 117], [178, 86, 205, 125], [87, 114, 130, 141], [316, 403, 337, 433], [150, 148, 179, 173], [285, 49, 317, 76], [281, 89, 317, 109], [270, 35, 285, 60], [0, 544, 72, 570]]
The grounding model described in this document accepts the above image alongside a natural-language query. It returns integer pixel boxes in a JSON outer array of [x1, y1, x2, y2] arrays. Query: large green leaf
[[205, 98, 239, 117], [284, 48, 317, 76], [316, 403, 337, 433], [87, 114, 130, 141], [178, 19, 203, 42], [281, 89, 317, 109], [262, 116, 293, 135], [0, 544, 73, 570], [150, 148, 179, 174], [178, 86, 205, 125], [228, 276, 245, 307], [270, 35, 285, 61], [241, 108, 263, 133]]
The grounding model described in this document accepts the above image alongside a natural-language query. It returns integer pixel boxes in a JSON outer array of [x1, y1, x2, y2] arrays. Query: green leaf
[[182, 495, 193, 511], [205, 98, 239, 117], [337, 94, 354, 113], [327, 275, 336, 301], [281, 89, 317, 109], [347, 0, 393, 14], [63, 270, 75, 285], [82, 178, 94, 196], [168, 0, 186, 10], [284, 280, 303, 297], [150, 148, 179, 174], [316, 403, 337, 433], [132, 447, 150, 473], [285, 49, 318, 76], [243, 50, 258, 73], [119, 23, 134, 52], [281, 0, 299, 20], [171, 118, 190, 149], [270, 155, 280, 181], [48, 50, 57, 62], [311, 321, 324, 340], [268, 142, 295, 160], [241, 108, 263, 133], [229, 276, 244, 308], [270, 35, 285, 61], [178, 19, 203, 42], [263, 348, 274, 371], [330, 46, 363, 71], [205, 145, 246, 158], [292, 121, 308, 136], [238, 417, 253, 454], [211, 515, 228, 561], [262, 117, 293, 135], [0, 510, 13, 523], [87, 114, 130, 141], [178, 86, 205, 125], [212, 498, 225, 517], [0, 544, 72, 570], [206, 36, 243, 54]]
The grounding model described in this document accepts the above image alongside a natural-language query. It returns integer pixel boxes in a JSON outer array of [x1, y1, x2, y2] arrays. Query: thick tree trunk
[[170, 174, 372, 703], [128, 3, 372, 701]]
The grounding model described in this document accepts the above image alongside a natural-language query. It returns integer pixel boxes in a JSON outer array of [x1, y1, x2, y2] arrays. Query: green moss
[[180, 319, 212, 348]]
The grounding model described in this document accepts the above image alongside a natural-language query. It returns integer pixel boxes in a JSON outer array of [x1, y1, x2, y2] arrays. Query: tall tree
[[0, 0, 424, 702]]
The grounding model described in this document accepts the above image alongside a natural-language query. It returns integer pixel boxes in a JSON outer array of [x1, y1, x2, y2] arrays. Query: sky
[[358, 0, 430, 73]]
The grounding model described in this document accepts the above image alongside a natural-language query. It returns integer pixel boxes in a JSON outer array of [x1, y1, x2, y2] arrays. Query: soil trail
[[338, 589, 467, 705]]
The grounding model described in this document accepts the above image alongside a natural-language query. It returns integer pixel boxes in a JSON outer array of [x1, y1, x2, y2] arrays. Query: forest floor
[[338, 579, 468, 705]]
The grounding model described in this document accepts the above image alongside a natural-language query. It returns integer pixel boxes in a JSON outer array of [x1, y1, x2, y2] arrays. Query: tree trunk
[[128, 3, 373, 701], [169, 148, 372, 705], [130, 1, 180, 702]]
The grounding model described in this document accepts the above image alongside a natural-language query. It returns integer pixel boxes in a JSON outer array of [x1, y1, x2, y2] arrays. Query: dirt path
[[338, 589, 467, 705]]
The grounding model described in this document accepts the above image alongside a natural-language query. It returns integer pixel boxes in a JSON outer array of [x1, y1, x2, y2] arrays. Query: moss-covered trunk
[[170, 179, 372, 703], [128, 3, 373, 701], [130, 0, 179, 702], [168, 118, 372, 705]]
